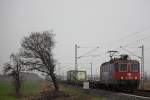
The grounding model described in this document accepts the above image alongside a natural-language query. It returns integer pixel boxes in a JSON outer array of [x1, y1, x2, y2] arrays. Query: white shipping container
[[67, 70, 86, 81]]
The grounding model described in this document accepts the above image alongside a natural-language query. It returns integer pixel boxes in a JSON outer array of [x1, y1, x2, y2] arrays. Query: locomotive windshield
[[119, 64, 127, 72], [131, 64, 139, 72]]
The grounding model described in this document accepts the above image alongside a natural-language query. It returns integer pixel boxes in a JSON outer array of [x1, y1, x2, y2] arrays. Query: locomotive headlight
[[135, 77, 137, 80], [121, 76, 124, 80]]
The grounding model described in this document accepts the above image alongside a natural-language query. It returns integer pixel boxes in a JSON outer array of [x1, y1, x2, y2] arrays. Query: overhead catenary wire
[[102, 26, 150, 54], [145, 47, 150, 51], [144, 47, 150, 54], [61, 27, 150, 74], [120, 46, 141, 59], [89, 28, 150, 60], [78, 46, 100, 48], [78, 46, 99, 59], [117, 26, 150, 42], [104, 26, 150, 48], [79, 30, 150, 73], [123, 35, 150, 47], [111, 35, 150, 52]]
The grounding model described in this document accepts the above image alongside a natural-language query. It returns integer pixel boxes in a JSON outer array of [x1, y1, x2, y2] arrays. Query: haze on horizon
[[0, 0, 150, 76]]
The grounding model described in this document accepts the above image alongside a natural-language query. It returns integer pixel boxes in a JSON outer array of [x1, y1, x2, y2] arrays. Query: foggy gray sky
[[0, 0, 150, 75]]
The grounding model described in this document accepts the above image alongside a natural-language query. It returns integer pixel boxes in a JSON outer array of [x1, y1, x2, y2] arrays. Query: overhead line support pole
[[90, 63, 93, 81], [75, 44, 78, 71], [75, 44, 78, 81], [140, 45, 144, 89], [74, 44, 99, 81], [58, 63, 61, 77]]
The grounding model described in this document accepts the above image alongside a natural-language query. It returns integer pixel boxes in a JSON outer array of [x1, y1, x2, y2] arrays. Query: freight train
[[66, 54, 140, 90]]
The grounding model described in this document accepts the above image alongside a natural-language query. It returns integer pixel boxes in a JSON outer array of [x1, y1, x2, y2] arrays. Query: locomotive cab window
[[131, 64, 139, 72], [119, 64, 127, 72]]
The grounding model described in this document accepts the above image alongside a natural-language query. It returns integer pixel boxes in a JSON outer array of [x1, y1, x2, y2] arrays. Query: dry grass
[[144, 81, 150, 90], [58, 85, 106, 100], [22, 83, 106, 100]]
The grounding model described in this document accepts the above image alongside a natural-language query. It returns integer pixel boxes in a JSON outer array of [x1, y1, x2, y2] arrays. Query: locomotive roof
[[114, 59, 139, 63], [101, 59, 139, 66]]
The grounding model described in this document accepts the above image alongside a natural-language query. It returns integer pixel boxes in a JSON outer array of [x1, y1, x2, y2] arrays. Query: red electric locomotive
[[100, 54, 140, 89]]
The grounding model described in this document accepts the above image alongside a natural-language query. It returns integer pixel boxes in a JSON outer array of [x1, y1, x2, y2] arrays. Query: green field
[[0, 82, 106, 100], [0, 82, 41, 100]]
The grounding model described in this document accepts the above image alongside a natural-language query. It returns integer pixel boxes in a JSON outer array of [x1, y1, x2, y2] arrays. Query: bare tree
[[20, 31, 59, 91], [3, 53, 24, 95]]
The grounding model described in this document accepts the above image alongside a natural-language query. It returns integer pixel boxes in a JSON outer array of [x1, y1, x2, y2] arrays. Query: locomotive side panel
[[100, 63, 116, 85], [109, 63, 117, 84]]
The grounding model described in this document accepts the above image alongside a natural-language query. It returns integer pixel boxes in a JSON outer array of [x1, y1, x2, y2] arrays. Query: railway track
[[88, 81, 150, 98], [120, 89, 150, 97], [61, 81, 150, 98]]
